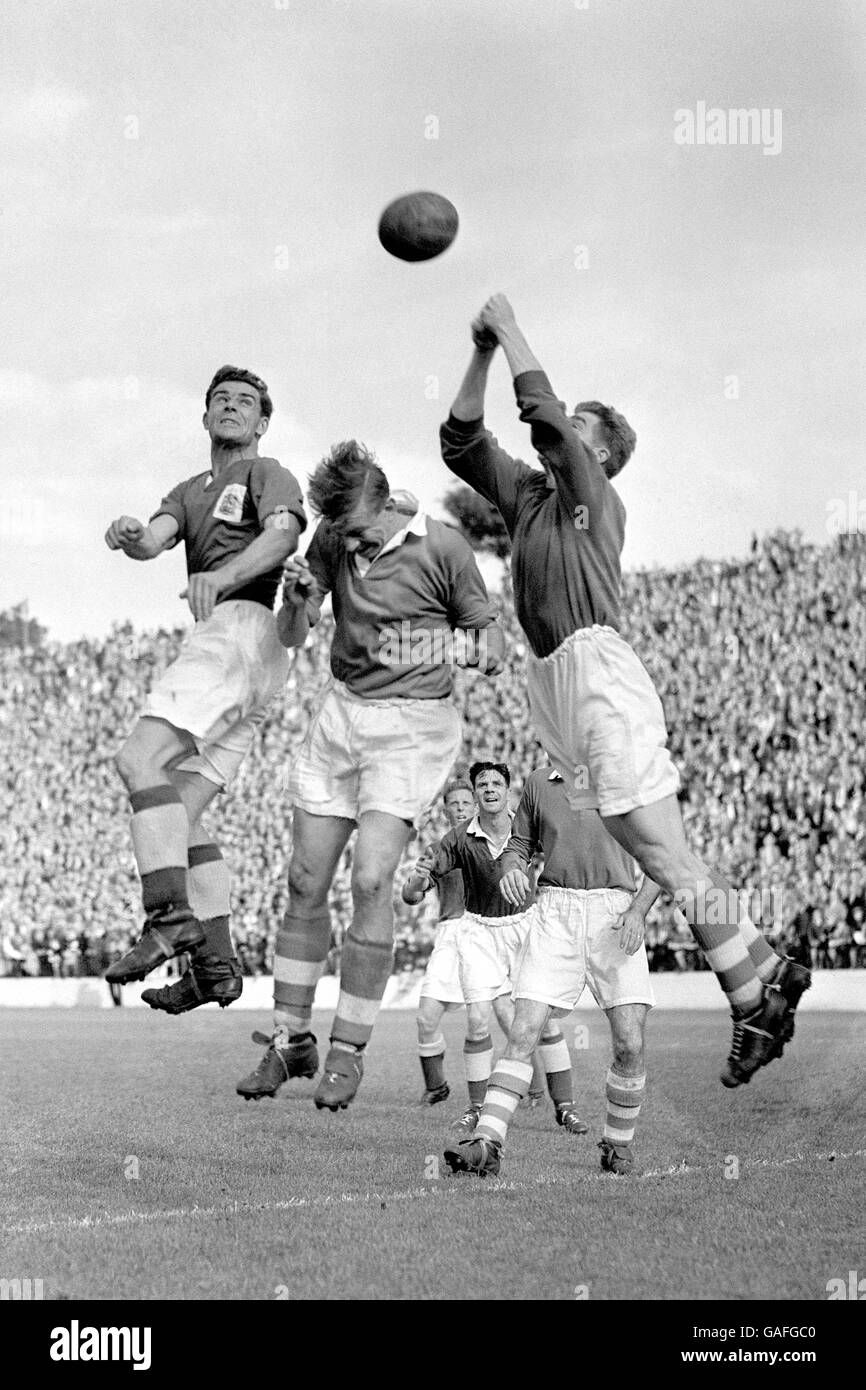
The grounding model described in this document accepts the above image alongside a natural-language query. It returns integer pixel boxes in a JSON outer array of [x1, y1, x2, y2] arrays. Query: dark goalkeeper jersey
[[152, 454, 307, 610], [440, 370, 625, 658]]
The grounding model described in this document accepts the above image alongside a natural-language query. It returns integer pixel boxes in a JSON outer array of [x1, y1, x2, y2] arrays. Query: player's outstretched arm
[[402, 847, 438, 905], [478, 294, 544, 378], [104, 513, 178, 561], [481, 292, 609, 516], [450, 319, 499, 422], [441, 311, 536, 530]]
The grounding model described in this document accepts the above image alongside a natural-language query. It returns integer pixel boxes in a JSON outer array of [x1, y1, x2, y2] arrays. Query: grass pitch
[[2, 1007, 864, 1301]]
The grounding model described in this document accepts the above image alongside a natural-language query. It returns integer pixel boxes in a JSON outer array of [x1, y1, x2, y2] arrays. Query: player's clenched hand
[[499, 867, 530, 908], [478, 293, 517, 339], [105, 516, 146, 555], [471, 315, 498, 354], [281, 555, 316, 606], [413, 846, 437, 886], [180, 571, 222, 623], [613, 907, 646, 956]]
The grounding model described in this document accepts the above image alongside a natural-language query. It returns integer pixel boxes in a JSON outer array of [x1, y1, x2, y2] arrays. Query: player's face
[[444, 789, 474, 827], [335, 498, 397, 557], [203, 382, 267, 447], [473, 770, 509, 814], [569, 409, 609, 466]]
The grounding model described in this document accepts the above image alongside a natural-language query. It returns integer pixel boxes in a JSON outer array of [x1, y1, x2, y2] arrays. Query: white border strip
[[2, 970, 864, 1011], [4, 1148, 863, 1237]]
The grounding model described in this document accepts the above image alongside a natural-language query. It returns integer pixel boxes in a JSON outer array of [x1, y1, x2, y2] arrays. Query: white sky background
[[1, 0, 864, 640]]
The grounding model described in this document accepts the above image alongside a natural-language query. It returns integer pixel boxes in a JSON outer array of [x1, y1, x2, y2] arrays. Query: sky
[[1, 0, 864, 640]]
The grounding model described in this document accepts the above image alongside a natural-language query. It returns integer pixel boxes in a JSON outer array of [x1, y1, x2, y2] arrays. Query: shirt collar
[[354, 508, 428, 575], [466, 810, 514, 858], [547, 768, 563, 782]]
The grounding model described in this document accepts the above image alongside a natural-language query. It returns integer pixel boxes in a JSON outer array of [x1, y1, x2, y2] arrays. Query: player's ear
[[594, 444, 610, 467], [256, 416, 269, 437], [202, 411, 209, 431]]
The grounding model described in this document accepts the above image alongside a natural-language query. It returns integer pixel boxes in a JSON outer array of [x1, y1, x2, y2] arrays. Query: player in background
[[236, 443, 505, 1112], [407, 779, 474, 1105], [440, 300, 810, 1088], [104, 367, 305, 1011], [404, 777, 548, 1106], [406, 760, 588, 1139], [445, 766, 658, 1179]]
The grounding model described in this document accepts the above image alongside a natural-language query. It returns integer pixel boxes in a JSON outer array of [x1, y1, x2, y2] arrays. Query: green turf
[[1, 1008, 864, 1300]]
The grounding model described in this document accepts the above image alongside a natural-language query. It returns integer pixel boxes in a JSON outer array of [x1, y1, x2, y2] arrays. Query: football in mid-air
[[378, 190, 459, 262]]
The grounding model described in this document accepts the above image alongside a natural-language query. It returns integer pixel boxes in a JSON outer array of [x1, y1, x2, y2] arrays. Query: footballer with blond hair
[[236, 441, 505, 1112]]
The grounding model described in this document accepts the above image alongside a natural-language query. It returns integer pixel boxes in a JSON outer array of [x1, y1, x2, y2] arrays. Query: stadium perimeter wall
[[1, 972, 864, 1010]]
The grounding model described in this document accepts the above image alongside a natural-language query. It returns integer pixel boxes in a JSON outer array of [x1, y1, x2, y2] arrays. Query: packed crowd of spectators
[[2, 529, 864, 980]]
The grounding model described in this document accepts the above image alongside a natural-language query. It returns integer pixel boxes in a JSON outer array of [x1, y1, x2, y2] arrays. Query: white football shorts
[[288, 679, 462, 823], [455, 908, 536, 1005], [419, 918, 465, 1008], [142, 598, 289, 788], [527, 624, 680, 817], [514, 885, 655, 1014]]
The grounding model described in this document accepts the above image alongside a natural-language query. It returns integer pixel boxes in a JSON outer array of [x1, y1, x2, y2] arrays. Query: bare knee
[[115, 725, 179, 795], [465, 1003, 491, 1041], [288, 854, 330, 912], [417, 999, 443, 1041], [114, 740, 162, 793], [610, 1017, 645, 1071], [351, 863, 393, 907]]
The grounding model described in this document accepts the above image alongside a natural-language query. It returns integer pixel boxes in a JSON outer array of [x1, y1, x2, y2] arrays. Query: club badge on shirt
[[213, 483, 248, 525]]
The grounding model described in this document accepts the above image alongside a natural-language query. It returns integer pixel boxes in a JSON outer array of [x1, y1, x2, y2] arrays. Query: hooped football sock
[[187, 843, 233, 960], [463, 1034, 493, 1106], [129, 785, 190, 914], [603, 1068, 646, 1146], [737, 911, 783, 983], [678, 873, 763, 1017], [273, 910, 332, 1037], [539, 1028, 573, 1105], [332, 933, 394, 1048], [476, 1059, 534, 1146]]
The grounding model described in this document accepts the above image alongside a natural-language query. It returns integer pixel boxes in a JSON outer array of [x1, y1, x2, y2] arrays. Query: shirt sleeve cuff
[[148, 503, 184, 528], [444, 412, 484, 433], [513, 369, 553, 399]]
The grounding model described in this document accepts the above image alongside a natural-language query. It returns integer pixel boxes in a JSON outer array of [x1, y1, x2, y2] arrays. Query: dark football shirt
[[302, 511, 501, 699], [152, 455, 306, 610], [501, 768, 637, 892], [432, 818, 524, 919], [431, 865, 465, 923], [440, 370, 625, 658]]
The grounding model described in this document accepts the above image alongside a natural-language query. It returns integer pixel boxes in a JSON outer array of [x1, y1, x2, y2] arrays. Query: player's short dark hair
[[443, 778, 473, 803], [307, 441, 390, 522], [574, 400, 636, 479], [469, 761, 511, 788], [206, 365, 273, 419]]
